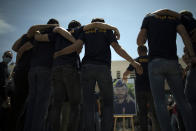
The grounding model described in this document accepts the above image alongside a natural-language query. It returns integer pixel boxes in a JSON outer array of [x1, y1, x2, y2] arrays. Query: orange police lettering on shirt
[[155, 15, 176, 20], [85, 29, 107, 34], [138, 58, 148, 63]]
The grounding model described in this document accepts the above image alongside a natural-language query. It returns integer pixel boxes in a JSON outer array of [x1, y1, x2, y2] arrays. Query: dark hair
[[68, 20, 81, 29], [137, 45, 147, 53], [3, 51, 12, 58], [47, 18, 59, 24], [179, 10, 193, 18], [91, 18, 105, 23]]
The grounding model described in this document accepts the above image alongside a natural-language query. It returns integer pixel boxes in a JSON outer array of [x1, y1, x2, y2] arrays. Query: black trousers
[[47, 65, 81, 131], [11, 68, 29, 131], [81, 64, 113, 131]]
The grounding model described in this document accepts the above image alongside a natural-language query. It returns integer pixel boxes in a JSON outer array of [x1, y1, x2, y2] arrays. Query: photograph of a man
[[113, 79, 136, 115]]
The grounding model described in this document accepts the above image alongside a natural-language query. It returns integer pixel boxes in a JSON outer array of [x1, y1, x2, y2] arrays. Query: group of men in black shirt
[[1, 8, 196, 131], [9, 17, 142, 131]]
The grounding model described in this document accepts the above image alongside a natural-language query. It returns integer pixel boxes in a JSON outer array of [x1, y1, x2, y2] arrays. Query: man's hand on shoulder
[[34, 30, 41, 38]]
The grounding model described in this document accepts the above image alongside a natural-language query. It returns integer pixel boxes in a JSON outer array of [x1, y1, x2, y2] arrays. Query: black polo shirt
[[30, 27, 55, 68], [127, 55, 150, 92], [48, 30, 78, 67], [78, 28, 118, 67], [15, 34, 32, 70], [141, 14, 181, 60]]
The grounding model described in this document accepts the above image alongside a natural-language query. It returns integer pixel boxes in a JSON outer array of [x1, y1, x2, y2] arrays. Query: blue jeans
[[81, 64, 113, 131], [148, 58, 195, 131], [185, 67, 196, 119], [24, 67, 51, 131]]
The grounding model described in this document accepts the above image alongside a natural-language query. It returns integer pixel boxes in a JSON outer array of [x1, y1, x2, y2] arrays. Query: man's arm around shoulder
[[54, 40, 83, 59], [111, 42, 143, 75], [53, 27, 76, 43]]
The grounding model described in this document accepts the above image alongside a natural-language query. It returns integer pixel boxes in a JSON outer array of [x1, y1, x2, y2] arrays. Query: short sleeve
[[106, 30, 118, 44], [141, 16, 150, 30], [175, 18, 181, 27], [77, 27, 85, 42], [30, 38, 37, 46], [181, 15, 196, 33], [127, 64, 134, 71], [18, 34, 30, 48], [127, 58, 138, 71], [21, 34, 29, 42], [73, 26, 84, 39]]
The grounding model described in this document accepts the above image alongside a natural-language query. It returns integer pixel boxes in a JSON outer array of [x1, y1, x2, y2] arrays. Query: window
[[116, 71, 121, 79], [129, 70, 136, 78]]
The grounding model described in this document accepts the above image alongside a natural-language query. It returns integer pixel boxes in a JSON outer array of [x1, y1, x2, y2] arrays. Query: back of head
[[91, 18, 105, 23], [3, 51, 13, 58], [2, 51, 13, 63], [179, 10, 193, 18], [47, 18, 59, 24], [137, 45, 147, 56], [68, 20, 81, 30], [41, 18, 59, 34]]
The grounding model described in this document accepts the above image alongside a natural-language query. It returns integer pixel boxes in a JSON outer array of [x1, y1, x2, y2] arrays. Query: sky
[[0, 0, 196, 62]]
